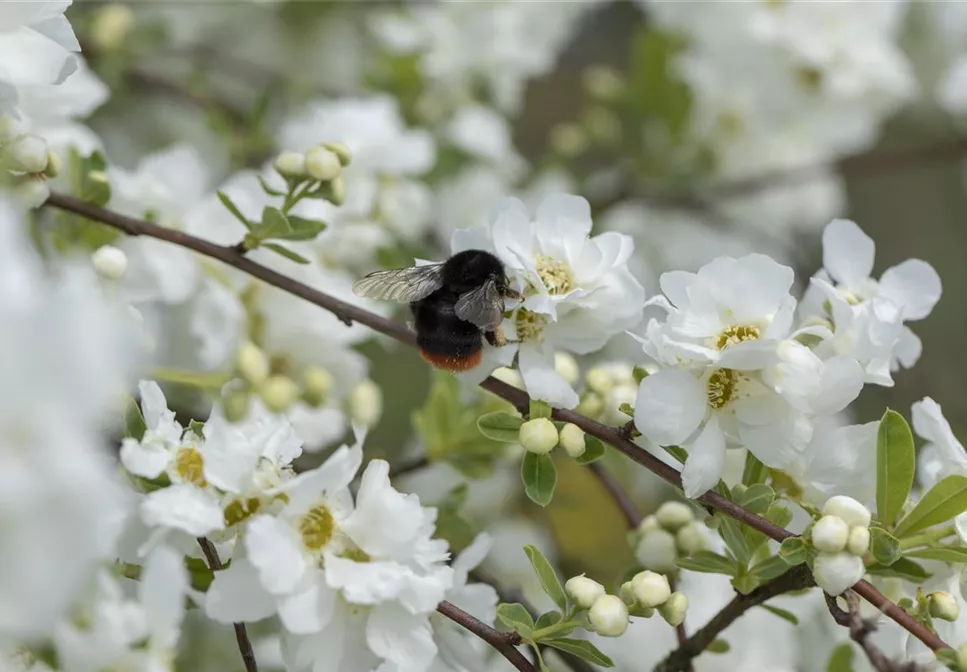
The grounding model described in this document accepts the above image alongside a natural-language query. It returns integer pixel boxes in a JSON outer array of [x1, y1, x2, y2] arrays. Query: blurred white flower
[[0, 198, 136, 640], [912, 397, 967, 542], [452, 193, 644, 408]]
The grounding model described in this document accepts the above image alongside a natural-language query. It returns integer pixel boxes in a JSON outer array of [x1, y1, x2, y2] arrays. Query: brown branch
[[197, 538, 258, 672], [388, 455, 431, 480], [436, 601, 536, 672], [43, 191, 950, 655], [824, 591, 923, 672], [655, 565, 813, 672]]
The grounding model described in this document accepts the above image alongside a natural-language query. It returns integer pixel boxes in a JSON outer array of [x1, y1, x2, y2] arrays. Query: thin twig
[[197, 538, 258, 672], [655, 565, 813, 672], [588, 462, 641, 528], [824, 592, 923, 672], [436, 601, 536, 672], [43, 192, 951, 655], [388, 455, 431, 480]]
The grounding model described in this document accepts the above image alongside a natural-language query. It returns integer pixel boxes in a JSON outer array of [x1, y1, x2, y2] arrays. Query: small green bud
[[259, 375, 299, 413], [303, 366, 333, 407], [518, 417, 558, 455], [655, 501, 693, 532], [659, 592, 688, 627], [236, 341, 270, 386], [323, 142, 352, 166], [559, 423, 586, 458], [223, 389, 251, 423]]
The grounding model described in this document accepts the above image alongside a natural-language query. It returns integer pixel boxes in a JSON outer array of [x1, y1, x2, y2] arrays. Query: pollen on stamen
[[535, 255, 574, 295], [299, 505, 335, 551], [715, 325, 761, 350], [707, 369, 737, 409], [173, 447, 207, 487], [515, 308, 548, 342]]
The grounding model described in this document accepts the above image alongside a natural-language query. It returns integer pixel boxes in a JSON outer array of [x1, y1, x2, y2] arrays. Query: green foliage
[[626, 28, 692, 144], [675, 551, 737, 576], [433, 485, 476, 552], [124, 396, 147, 441], [707, 639, 731, 654], [522, 452, 557, 507], [477, 411, 524, 442], [496, 603, 534, 638], [542, 638, 614, 667], [778, 537, 807, 566], [870, 527, 901, 566], [734, 484, 775, 514], [760, 604, 799, 625], [529, 399, 552, 420], [534, 611, 562, 630], [69, 148, 111, 207], [523, 545, 567, 610], [750, 556, 791, 582], [826, 642, 855, 672], [187, 419, 206, 439], [905, 545, 967, 563], [876, 409, 916, 528], [575, 435, 606, 464], [866, 557, 931, 582], [742, 452, 767, 486], [894, 475, 967, 538]]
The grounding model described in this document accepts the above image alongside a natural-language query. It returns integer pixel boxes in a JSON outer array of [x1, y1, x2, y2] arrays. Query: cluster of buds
[[0, 117, 60, 208], [575, 362, 647, 426], [565, 575, 629, 637], [619, 570, 688, 628], [632, 501, 707, 575], [273, 142, 351, 206], [811, 496, 872, 596], [225, 341, 336, 419], [517, 417, 587, 459]]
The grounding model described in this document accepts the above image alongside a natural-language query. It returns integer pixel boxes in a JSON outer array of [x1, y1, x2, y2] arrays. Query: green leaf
[[270, 215, 328, 241], [542, 638, 614, 667], [675, 551, 737, 576], [477, 411, 524, 442], [534, 611, 562, 631], [876, 409, 915, 527], [750, 555, 790, 582], [742, 452, 767, 486], [576, 435, 605, 464], [618, 402, 635, 418], [496, 603, 534, 637], [632, 365, 650, 384], [256, 174, 286, 197], [905, 545, 967, 563], [187, 419, 205, 439], [870, 527, 901, 566], [866, 557, 931, 582], [259, 206, 293, 238], [522, 452, 557, 507], [707, 639, 730, 654], [718, 517, 750, 565], [124, 396, 147, 441], [263, 243, 310, 264], [529, 399, 552, 420], [894, 475, 967, 538], [216, 190, 252, 230], [523, 545, 567, 611], [779, 537, 807, 565], [765, 503, 794, 530], [185, 557, 216, 592], [760, 604, 799, 625], [826, 642, 855, 672], [663, 445, 688, 464], [936, 648, 962, 672], [735, 484, 775, 515]]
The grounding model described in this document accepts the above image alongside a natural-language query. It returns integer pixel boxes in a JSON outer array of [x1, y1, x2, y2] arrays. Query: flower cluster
[[632, 217, 941, 498], [810, 496, 872, 596], [633, 502, 707, 576]]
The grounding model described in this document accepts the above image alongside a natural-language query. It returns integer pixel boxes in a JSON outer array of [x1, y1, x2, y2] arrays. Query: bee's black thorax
[[441, 250, 508, 296]]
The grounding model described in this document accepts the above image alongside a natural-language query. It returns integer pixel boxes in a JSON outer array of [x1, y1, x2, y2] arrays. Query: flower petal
[[245, 515, 308, 596], [272, 443, 362, 513], [716, 339, 780, 370], [822, 219, 875, 288], [366, 603, 437, 672], [681, 415, 725, 499], [205, 558, 277, 624], [340, 460, 425, 558], [139, 545, 187, 635], [912, 397, 967, 473], [120, 438, 171, 479], [878, 259, 942, 321], [813, 355, 863, 415], [277, 571, 337, 635], [518, 345, 579, 409], [633, 369, 706, 445], [140, 485, 224, 537]]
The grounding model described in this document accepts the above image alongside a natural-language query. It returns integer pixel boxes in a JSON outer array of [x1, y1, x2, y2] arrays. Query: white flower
[[566, 575, 606, 610], [785, 419, 878, 508], [53, 545, 187, 672], [813, 551, 865, 596], [588, 595, 628, 637], [912, 397, 967, 542], [0, 199, 136, 640], [812, 515, 849, 553], [452, 194, 645, 408]]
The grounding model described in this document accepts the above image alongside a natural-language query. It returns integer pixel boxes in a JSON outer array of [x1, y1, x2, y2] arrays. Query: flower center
[[707, 369, 737, 409], [796, 66, 823, 94], [515, 308, 548, 342], [716, 325, 760, 350], [534, 255, 573, 295], [299, 505, 335, 551], [223, 497, 262, 527], [173, 447, 206, 487]]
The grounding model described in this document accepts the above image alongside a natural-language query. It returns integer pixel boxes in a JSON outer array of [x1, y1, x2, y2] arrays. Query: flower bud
[[348, 379, 383, 427], [619, 581, 637, 607], [323, 142, 352, 166], [89, 170, 109, 186], [274, 151, 306, 178], [813, 552, 865, 596], [575, 392, 603, 418], [259, 376, 299, 413], [822, 496, 871, 529], [676, 522, 708, 555], [92, 4, 135, 51], [631, 570, 671, 608], [14, 175, 49, 209], [565, 575, 605, 610], [223, 389, 251, 423], [492, 366, 523, 389], [958, 641, 967, 669], [0, 114, 27, 142], [554, 352, 579, 385], [518, 418, 558, 455], [304, 146, 341, 182], [585, 367, 614, 395], [583, 66, 625, 101], [588, 595, 628, 637], [559, 423, 586, 458], [236, 341, 269, 385], [7, 134, 47, 173], [811, 515, 849, 553], [656, 502, 694, 532], [847, 526, 870, 556], [929, 591, 960, 622], [44, 150, 61, 178], [637, 515, 660, 534], [326, 175, 347, 206], [550, 123, 588, 157], [659, 592, 688, 627], [635, 529, 678, 574], [91, 244, 128, 280], [303, 366, 333, 407]]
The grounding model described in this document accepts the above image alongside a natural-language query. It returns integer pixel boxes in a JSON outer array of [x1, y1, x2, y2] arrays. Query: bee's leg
[[486, 325, 521, 347]]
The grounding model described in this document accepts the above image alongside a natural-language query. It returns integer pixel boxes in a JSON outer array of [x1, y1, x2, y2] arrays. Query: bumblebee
[[352, 249, 522, 371]]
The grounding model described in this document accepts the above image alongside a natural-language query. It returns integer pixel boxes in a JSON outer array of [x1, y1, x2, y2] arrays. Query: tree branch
[[824, 591, 924, 672], [655, 565, 813, 672], [197, 538, 258, 672], [43, 191, 950, 655], [588, 461, 641, 528], [436, 601, 536, 672]]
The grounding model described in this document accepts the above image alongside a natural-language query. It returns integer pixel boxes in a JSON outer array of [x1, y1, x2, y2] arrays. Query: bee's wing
[[454, 277, 505, 330], [352, 263, 445, 303]]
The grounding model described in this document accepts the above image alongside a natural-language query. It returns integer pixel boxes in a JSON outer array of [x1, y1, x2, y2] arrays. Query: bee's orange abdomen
[[419, 348, 483, 372]]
